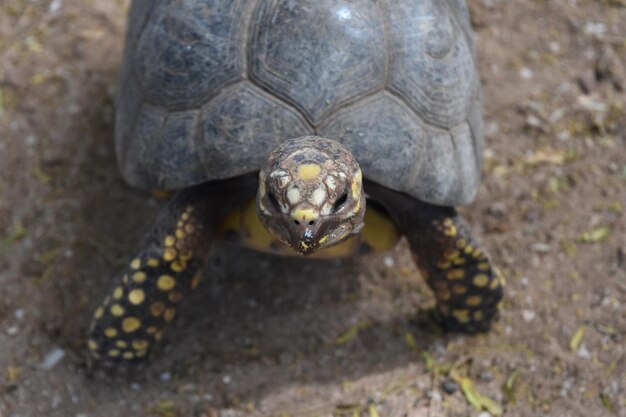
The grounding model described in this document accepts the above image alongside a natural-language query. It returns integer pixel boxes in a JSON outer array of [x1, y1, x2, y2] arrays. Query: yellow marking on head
[[296, 163, 322, 181], [87, 340, 98, 350], [146, 326, 158, 334], [168, 292, 183, 303], [93, 306, 104, 319], [473, 311, 484, 321], [108, 349, 120, 357], [191, 270, 202, 289], [132, 339, 149, 350], [122, 317, 141, 333], [452, 309, 470, 323], [113, 287, 123, 299], [164, 236, 176, 247], [473, 274, 489, 287], [171, 260, 186, 273], [123, 352, 135, 360], [132, 271, 147, 283], [110, 304, 125, 316], [157, 275, 176, 291], [164, 308, 176, 322], [351, 179, 361, 200], [291, 208, 319, 222], [150, 302, 165, 316], [310, 186, 327, 207], [447, 269, 465, 280], [116, 340, 128, 349], [258, 177, 266, 197], [163, 248, 177, 262], [147, 258, 160, 267], [352, 195, 361, 214], [128, 289, 145, 305], [130, 258, 141, 269], [318, 235, 329, 245], [287, 186, 301, 204], [104, 327, 117, 338], [466, 295, 483, 307]]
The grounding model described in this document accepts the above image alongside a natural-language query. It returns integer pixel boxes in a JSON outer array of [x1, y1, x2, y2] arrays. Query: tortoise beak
[[289, 225, 319, 255]]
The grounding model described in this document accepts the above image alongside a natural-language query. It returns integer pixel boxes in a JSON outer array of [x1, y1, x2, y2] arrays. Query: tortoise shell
[[116, 0, 483, 206]]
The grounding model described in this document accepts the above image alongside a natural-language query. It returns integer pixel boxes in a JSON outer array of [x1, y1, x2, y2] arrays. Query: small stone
[[531, 243, 550, 253], [519, 68, 533, 80], [522, 310, 536, 322], [441, 379, 458, 394], [478, 412, 492, 417], [130, 383, 141, 391], [577, 344, 591, 359], [14, 309, 25, 320], [428, 390, 442, 402], [578, 69, 597, 94], [39, 348, 65, 370], [383, 256, 395, 267], [479, 371, 494, 382], [222, 375, 232, 384], [159, 371, 171, 382], [520, 277, 529, 287], [7, 326, 19, 335]]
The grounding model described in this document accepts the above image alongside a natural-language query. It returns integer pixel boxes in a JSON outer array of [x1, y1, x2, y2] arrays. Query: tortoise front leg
[[87, 174, 256, 363], [365, 181, 503, 333]]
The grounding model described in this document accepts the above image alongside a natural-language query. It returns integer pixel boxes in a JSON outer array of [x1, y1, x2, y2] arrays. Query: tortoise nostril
[[294, 220, 300, 225], [309, 220, 315, 225]]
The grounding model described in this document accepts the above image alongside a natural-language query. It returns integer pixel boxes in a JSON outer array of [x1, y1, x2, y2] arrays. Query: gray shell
[[117, 0, 483, 206]]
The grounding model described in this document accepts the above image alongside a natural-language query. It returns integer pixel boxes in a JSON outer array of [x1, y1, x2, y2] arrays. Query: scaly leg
[[87, 174, 256, 363], [365, 181, 503, 333]]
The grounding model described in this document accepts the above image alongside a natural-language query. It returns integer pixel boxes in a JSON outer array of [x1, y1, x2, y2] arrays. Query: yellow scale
[[217, 198, 400, 258]]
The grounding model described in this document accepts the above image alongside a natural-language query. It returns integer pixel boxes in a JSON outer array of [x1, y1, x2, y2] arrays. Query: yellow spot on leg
[[147, 258, 160, 267], [296, 163, 321, 181], [146, 326, 158, 334], [116, 340, 128, 349], [446, 269, 465, 280], [473, 274, 490, 288], [164, 308, 176, 322], [113, 287, 123, 299], [130, 258, 141, 269], [150, 302, 165, 317], [168, 292, 183, 303], [171, 260, 186, 273], [473, 311, 484, 321], [157, 275, 176, 291], [93, 307, 104, 319], [452, 285, 467, 295], [104, 327, 117, 338], [108, 349, 120, 357], [128, 289, 145, 305], [132, 339, 149, 350], [87, 340, 98, 350], [110, 304, 125, 316], [191, 270, 202, 289], [164, 236, 176, 247], [122, 352, 135, 360], [122, 317, 141, 333], [163, 248, 177, 262], [452, 309, 470, 323], [132, 271, 147, 283], [291, 208, 319, 222], [466, 295, 483, 307]]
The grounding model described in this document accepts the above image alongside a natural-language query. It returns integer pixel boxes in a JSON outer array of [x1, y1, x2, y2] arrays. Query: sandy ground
[[0, 0, 625, 416]]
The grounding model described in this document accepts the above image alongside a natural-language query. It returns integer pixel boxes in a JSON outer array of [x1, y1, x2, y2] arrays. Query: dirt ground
[[1, 0, 625, 416]]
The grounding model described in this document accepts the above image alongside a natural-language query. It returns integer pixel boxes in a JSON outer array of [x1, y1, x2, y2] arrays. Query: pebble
[[428, 390, 442, 402], [531, 243, 550, 253], [39, 348, 65, 370], [479, 371, 494, 382], [522, 309, 536, 322], [14, 309, 25, 320], [130, 383, 141, 391], [478, 412, 492, 417], [577, 344, 591, 359], [441, 379, 458, 394], [520, 277, 529, 287], [222, 375, 232, 384], [7, 325, 19, 335], [519, 68, 534, 80], [383, 256, 395, 267], [159, 371, 171, 382]]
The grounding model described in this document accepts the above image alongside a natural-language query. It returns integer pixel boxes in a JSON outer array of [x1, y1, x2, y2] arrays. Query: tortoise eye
[[332, 193, 348, 213], [268, 191, 281, 212]]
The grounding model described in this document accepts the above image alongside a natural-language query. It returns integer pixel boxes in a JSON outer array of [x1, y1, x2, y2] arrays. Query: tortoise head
[[257, 136, 365, 255]]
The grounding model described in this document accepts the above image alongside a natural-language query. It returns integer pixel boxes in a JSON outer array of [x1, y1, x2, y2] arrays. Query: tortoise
[[88, 0, 504, 363]]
